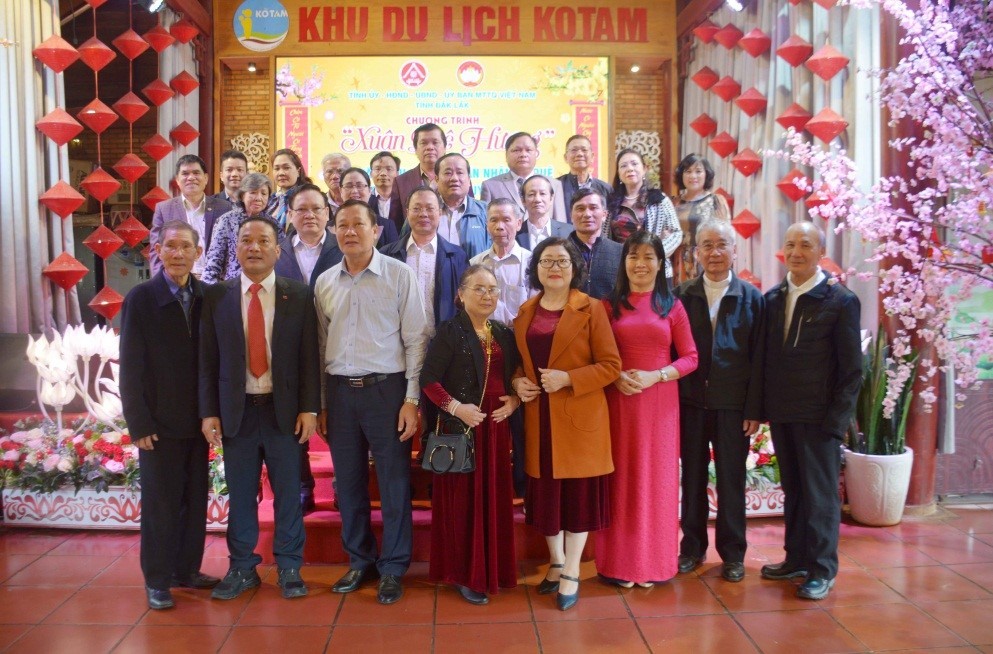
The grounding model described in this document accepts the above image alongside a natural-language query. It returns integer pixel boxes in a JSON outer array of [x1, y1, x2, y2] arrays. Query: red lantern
[[709, 132, 738, 159], [734, 88, 767, 117], [142, 134, 173, 161], [777, 35, 813, 67], [806, 107, 848, 143], [43, 252, 89, 290], [738, 269, 761, 290], [820, 256, 844, 277], [805, 186, 834, 216], [776, 169, 809, 202], [170, 19, 199, 44], [113, 153, 149, 184], [776, 103, 813, 133], [814, 0, 839, 8], [170, 121, 200, 146], [787, 0, 802, 4], [36, 108, 84, 146], [775, 248, 785, 264], [170, 71, 200, 96], [692, 19, 720, 44], [691, 66, 720, 91], [982, 245, 993, 265], [40, 180, 86, 218], [142, 79, 175, 107], [77, 99, 118, 134], [715, 188, 734, 214], [689, 113, 718, 138], [83, 225, 125, 260], [732, 210, 761, 239], [113, 92, 149, 124], [89, 286, 125, 321], [730, 149, 762, 177], [83, 0, 108, 7], [806, 44, 850, 81], [114, 215, 150, 247], [80, 167, 121, 202], [143, 25, 176, 53], [738, 28, 771, 57], [32, 35, 79, 73], [77, 37, 116, 72], [713, 24, 743, 50], [142, 187, 171, 211], [711, 76, 741, 102], [112, 29, 149, 61]]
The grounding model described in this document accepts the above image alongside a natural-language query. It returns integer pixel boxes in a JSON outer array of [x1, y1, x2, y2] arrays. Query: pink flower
[[104, 460, 125, 474]]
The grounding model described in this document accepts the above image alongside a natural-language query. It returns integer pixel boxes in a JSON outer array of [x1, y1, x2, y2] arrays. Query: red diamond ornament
[[738, 269, 761, 290], [738, 28, 772, 57], [112, 153, 149, 183], [730, 149, 762, 177], [114, 215, 150, 247], [716, 188, 734, 214], [713, 24, 744, 50], [775, 248, 785, 264], [142, 79, 174, 107], [734, 87, 767, 117], [170, 71, 199, 96], [40, 180, 86, 218], [43, 252, 89, 290], [691, 66, 720, 91], [36, 108, 84, 146], [776, 103, 813, 133], [80, 167, 121, 202], [142, 187, 171, 211], [820, 256, 844, 277], [112, 29, 149, 60], [692, 19, 720, 44], [141, 134, 173, 161], [77, 99, 118, 134], [142, 25, 176, 53], [711, 76, 742, 102], [83, 0, 108, 7], [170, 19, 199, 44], [112, 92, 149, 124], [77, 37, 116, 72], [689, 113, 718, 138], [709, 132, 738, 159], [170, 121, 200, 146], [805, 186, 835, 216], [777, 35, 813, 67], [776, 169, 809, 202], [32, 35, 79, 73], [88, 286, 125, 321], [806, 107, 848, 143], [805, 44, 850, 81], [83, 224, 125, 259], [732, 210, 761, 239], [814, 0, 840, 8]]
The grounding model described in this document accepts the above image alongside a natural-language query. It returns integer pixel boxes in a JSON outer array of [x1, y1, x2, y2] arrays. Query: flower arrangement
[[275, 63, 333, 107], [709, 424, 780, 491], [535, 59, 609, 102]]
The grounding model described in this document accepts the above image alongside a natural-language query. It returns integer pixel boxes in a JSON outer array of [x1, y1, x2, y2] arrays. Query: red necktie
[[248, 283, 268, 378]]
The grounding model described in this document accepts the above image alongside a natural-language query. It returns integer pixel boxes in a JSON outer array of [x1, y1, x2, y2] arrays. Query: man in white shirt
[[515, 175, 573, 251], [370, 151, 403, 232], [471, 198, 532, 324], [436, 153, 490, 259]]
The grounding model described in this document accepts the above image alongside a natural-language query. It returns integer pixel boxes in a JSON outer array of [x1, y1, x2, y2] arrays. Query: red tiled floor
[[111, 625, 231, 654], [873, 564, 993, 602], [917, 599, 993, 645], [906, 532, 993, 565], [0, 586, 76, 624], [622, 578, 726, 617], [7, 624, 131, 653], [0, 531, 70, 555], [139, 587, 253, 626], [218, 625, 332, 653], [947, 561, 993, 591], [944, 507, 993, 535], [48, 532, 139, 556], [4, 553, 118, 586], [43, 586, 149, 625], [700, 574, 812, 613], [89, 556, 146, 587], [838, 538, 938, 568], [530, 576, 631, 622], [0, 625, 32, 650], [0, 554, 40, 583], [334, 586, 436, 625], [735, 609, 866, 654], [326, 624, 433, 652], [638, 614, 759, 653], [234, 584, 341, 626], [536, 616, 649, 653], [828, 602, 966, 650], [814, 569, 907, 607], [434, 621, 540, 653], [434, 583, 533, 624]]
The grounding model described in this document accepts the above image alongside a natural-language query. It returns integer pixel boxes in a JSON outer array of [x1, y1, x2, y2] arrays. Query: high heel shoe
[[537, 563, 564, 595], [556, 574, 580, 611]]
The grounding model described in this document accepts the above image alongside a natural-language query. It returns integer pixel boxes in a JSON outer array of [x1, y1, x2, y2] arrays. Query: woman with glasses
[[511, 238, 621, 611], [338, 167, 399, 247], [594, 232, 698, 588], [201, 172, 274, 284], [421, 265, 522, 605]]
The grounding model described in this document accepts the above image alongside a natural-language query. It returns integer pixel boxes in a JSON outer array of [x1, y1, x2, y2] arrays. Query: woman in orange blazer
[[511, 237, 621, 611]]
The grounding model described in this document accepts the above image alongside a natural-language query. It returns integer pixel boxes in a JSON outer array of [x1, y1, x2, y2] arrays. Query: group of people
[[120, 122, 862, 614]]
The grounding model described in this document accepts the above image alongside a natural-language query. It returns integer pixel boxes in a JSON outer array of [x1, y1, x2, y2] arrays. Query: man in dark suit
[[200, 216, 321, 601], [675, 219, 765, 583], [516, 175, 574, 251], [370, 150, 405, 233], [120, 220, 219, 611], [557, 135, 612, 214], [392, 123, 446, 221], [566, 188, 621, 299], [480, 132, 567, 223], [760, 221, 862, 601], [150, 154, 231, 277], [213, 149, 248, 203]]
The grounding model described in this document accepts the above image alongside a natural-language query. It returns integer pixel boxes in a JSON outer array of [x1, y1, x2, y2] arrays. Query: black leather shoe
[[677, 554, 706, 574], [556, 574, 580, 611], [760, 560, 808, 580], [210, 568, 261, 600], [721, 562, 745, 583], [797, 577, 835, 600], [300, 492, 316, 514], [537, 563, 563, 595], [457, 585, 489, 605], [377, 574, 403, 605], [332, 567, 378, 594], [277, 568, 308, 599], [171, 572, 221, 589], [146, 586, 174, 610]]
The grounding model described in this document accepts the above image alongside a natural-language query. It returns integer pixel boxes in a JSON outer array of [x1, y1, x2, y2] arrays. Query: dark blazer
[[199, 275, 321, 437], [568, 232, 623, 300], [274, 228, 342, 288], [391, 166, 474, 221], [119, 271, 203, 440], [376, 215, 399, 247], [557, 173, 611, 219], [372, 190, 405, 234], [149, 195, 232, 276], [212, 190, 236, 204], [515, 219, 574, 250], [480, 171, 568, 223], [675, 273, 765, 417], [762, 275, 863, 437], [379, 233, 469, 326]]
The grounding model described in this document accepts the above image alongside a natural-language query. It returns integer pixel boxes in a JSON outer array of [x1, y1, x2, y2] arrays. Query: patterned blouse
[[201, 206, 275, 284], [606, 188, 683, 279]]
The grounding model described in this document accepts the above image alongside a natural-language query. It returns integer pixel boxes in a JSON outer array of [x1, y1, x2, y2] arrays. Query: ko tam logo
[[234, 0, 290, 52]]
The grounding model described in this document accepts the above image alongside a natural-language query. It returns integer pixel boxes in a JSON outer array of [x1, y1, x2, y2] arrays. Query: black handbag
[[421, 328, 493, 474]]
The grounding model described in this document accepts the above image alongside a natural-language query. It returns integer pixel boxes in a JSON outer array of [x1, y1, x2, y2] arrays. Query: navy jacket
[[762, 275, 863, 438], [275, 228, 343, 288], [119, 271, 204, 440], [675, 273, 765, 417], [569, 232, 622, 300], [557, 173, 612, 220], [379, 233, 468, 326]]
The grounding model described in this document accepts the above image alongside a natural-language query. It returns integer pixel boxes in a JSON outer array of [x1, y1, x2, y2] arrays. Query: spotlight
[[137, 0, 167, 12], [727, 0, 745, 11], [630, 64, 640, 73], [247, 62, 257, 73]]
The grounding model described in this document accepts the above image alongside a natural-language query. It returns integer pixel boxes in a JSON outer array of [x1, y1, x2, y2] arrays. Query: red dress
[[424, 340, 517, 594]]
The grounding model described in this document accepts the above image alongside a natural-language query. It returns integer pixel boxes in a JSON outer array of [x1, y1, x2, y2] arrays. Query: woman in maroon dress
[[421, 265, 522, 605]]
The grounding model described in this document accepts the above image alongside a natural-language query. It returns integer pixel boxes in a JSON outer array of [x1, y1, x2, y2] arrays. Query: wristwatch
[[404, 397, 420, 407], [658, 368, 670, 383]]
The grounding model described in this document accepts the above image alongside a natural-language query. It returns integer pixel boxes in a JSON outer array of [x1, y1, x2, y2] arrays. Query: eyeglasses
[[462, 285, 501, 298], [342, 182, 369, 191], [291, 207, 327, 216], [697, 242, 732, 253], [537, 259, 572, 269]]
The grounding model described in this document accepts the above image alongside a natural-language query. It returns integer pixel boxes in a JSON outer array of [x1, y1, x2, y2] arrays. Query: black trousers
[[300, 441, 315, 495], [138, 436, 209, 590], [679, 405, 749, 563], [327, 373, 412, 577], [770, 422, 842, 579]]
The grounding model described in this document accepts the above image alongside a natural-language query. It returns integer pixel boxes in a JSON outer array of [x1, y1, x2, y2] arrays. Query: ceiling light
[[137, 0, 167, 12], [247, 62, 257, 73], [727, 0, 745, 11], [630, 64, 640, 73]]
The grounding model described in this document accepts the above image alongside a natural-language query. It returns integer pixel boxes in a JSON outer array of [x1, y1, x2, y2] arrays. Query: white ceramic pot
[[843, 446, 914, 526]]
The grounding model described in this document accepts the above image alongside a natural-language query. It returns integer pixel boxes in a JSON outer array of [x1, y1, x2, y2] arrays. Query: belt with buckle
[[246, 393, 273, 405], [336, 373, 389, 388]]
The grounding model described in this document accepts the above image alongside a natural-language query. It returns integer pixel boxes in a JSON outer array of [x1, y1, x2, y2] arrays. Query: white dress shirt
[[183, 195, 207, 276], [785, 267, 826, 340], [240, 270, 275, 394], [702, 271, 732, 331], [526, 219, 552, 251], [292, 231, 326, 284], [405, 235, 438, 335], [439, 200, 466, 246], [470, 243, 533, 324], [375, 193, 392, 221]]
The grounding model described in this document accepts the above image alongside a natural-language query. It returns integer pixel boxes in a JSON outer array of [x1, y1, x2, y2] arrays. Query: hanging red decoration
[[32, 35, 80, 73], [776, 103, 813, 133], [169, 71, 200, 96], [142, 187, 171, 211], [776, 169, 809, 202], [691, 66, 720, 91], [142, 24, 176, 53], [982, 245, 993, 265], [80, 167, 121, 202], [77, 99, 118, 135], [40, 180, 86, 218], [806, 107, 849, 143], [805, 44, 850, 81], [689, 113, 718, 138], [787, 0, 803, 5], [112, 29, 149, 61], [36, 108, 84, 146], [715, 188, 734, 214], [775, 248, 785, 264], [734, 87, 767, 117], [83, 0, 108, 7], [113, 153, 150, 183], [711, 76, 741, 102], [43, 252, 89, 290], [708, 132, 738, 159], [777, 35, 814, 67], [170, 121, 200, 146], [713, 24, 743, 50], [83, 225, 125, 260], [142, 79, 175, 107], [820, 256, 844, 276], [112, 92, 149, 124], [805, 186, 835, 216], [732, 210, 761, 239], [114, 214, 150, 247], [693, 20, 720, 44], [170, 19, 199, 44], [731, 149, 762, 177], [738, 28, 772, 57], [88, 286, 125, 321], [738, 269, 761, 290], [77, 37, 116, 72], [142, 134, 173, 161], [814, 0, 840, 8]]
